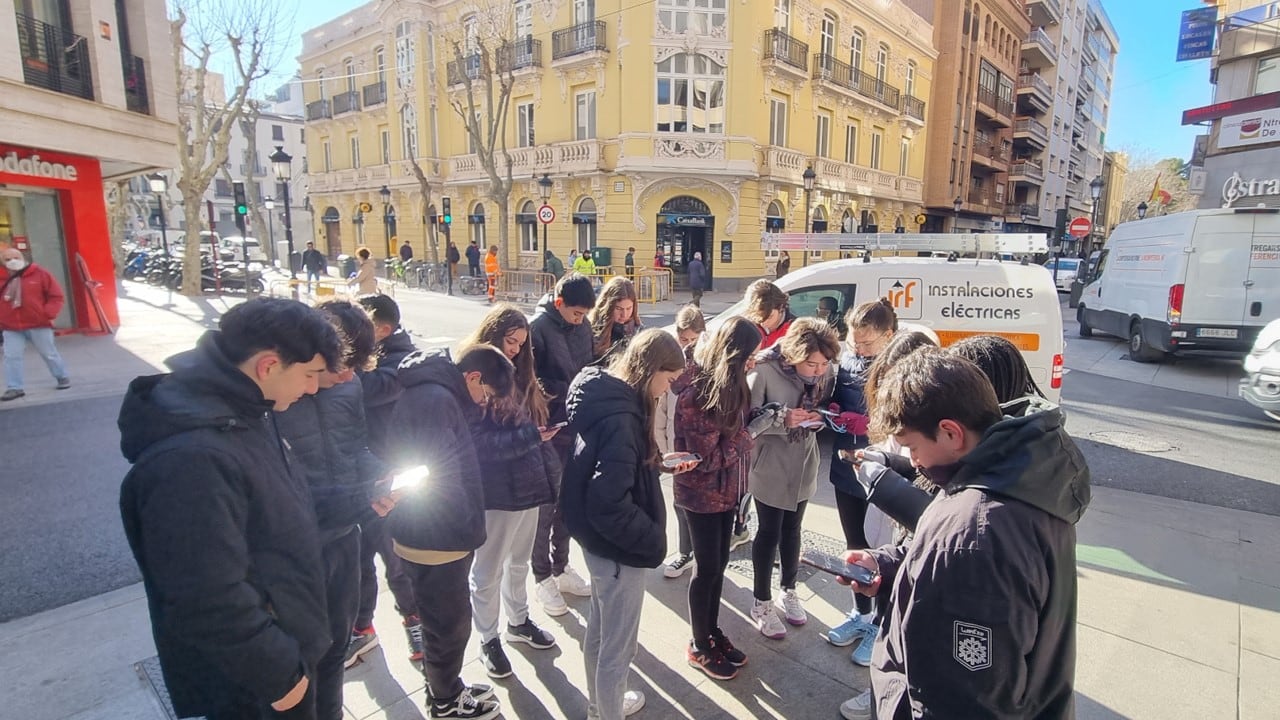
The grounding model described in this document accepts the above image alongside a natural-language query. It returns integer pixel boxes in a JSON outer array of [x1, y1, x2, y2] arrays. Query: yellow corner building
[[300, 0, 936, 292]]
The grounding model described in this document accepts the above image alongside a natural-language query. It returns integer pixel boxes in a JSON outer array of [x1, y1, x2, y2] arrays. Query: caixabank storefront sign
[[0, 143, 117, 332]]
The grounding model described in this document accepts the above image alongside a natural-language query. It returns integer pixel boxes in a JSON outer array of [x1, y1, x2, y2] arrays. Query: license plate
[[1197, 328, 1238, 339]]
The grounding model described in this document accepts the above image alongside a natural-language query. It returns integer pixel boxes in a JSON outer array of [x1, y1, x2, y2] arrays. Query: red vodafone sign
[[1068, 217, 1092, 237]]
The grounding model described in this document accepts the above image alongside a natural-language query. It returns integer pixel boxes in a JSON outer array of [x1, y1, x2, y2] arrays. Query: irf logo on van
[[880, 277, 923, 319]]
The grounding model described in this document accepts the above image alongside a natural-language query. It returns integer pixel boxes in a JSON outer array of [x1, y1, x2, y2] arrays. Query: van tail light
[[1168, 284, 1185, 323], [1051, 353, 1064, 390]]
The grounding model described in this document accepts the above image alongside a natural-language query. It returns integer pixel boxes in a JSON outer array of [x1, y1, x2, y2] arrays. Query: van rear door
[[1183, 213, 1252, 329], [1246, 213, 1280, 329]]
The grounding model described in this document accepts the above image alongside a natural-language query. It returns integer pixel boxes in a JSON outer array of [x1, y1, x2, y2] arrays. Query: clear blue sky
[[246, 0, 1210, 163]]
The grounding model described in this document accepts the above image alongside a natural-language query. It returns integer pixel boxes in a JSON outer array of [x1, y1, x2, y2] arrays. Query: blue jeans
[[3, 328, 68, 390]]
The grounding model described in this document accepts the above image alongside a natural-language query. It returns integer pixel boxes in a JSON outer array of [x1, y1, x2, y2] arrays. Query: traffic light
[[232, 181, 248, 234], [442, 196, 452, 225]]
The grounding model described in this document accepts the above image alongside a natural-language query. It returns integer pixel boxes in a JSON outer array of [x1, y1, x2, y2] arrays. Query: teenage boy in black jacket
[[349, 295, 422, 667], [387, 345, 515, 720], [846, 352, 1090, 720], [118, 299, 342, 720], [527, 272, 597, 615]]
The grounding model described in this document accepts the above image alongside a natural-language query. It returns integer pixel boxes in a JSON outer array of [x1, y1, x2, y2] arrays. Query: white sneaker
[[536, 577, 569, 616], [776, 588, 807, 626], [751, 599, 787, 639], [623, 690, 646, 716], [556, 566, 592, 597], [663, 553, 695, 579], [840, 689, 873, 720]]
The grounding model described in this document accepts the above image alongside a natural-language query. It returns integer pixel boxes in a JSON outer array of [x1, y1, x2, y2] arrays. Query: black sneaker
[[687, 641, 738, 681], [711, 628, 748, 667], [429, 688, 500, 719], [504, 618, 556, 649], [465, 684, 495, 702], [343, 627, 379, 668], [479, 637, 513, 679]]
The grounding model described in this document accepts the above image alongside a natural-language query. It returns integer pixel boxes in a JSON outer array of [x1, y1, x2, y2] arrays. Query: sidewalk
[[2, 481, 1276, 720]]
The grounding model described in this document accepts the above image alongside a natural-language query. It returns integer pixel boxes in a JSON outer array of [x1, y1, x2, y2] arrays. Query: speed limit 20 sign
[[537, 204, 556, 224]]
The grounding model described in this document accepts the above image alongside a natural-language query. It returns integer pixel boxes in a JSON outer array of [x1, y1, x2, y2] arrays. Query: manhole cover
[[726, 520, 849, 581], [1088, 430, 1177, 453]]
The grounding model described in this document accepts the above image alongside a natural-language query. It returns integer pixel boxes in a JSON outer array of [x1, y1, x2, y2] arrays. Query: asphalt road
[[3, 293, 1276, 622]]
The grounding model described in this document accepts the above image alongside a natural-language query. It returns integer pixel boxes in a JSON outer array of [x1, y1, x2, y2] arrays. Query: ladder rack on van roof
[[761, 232, 1050, 256]]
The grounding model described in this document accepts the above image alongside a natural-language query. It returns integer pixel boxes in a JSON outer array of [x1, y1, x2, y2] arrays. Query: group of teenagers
[[117, 264, 1092, 720]]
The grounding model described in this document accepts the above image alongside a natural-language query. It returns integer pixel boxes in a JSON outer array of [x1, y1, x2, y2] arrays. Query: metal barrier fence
[[494, 270, 556, 304], [593, 266, 673, 303], [266, 277, 396, 299]]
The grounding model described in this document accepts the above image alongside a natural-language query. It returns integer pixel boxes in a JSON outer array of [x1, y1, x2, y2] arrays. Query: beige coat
[[746, 353, 835, 511], [351, 259, 378, 294]]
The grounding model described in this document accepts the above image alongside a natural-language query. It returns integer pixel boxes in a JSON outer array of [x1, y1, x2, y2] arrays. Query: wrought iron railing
[[362, 81, 386, 107], [446, 54, 485, 85], [763, 29, 808, 72], [124, 55, 149, 114], [332, 90, 361, 115], [16, 13, 93, 100], [306, 99, 332, 120], [904, 95, 926, 120], [497, 38, 543, 72], [552, 20, 606, 60]]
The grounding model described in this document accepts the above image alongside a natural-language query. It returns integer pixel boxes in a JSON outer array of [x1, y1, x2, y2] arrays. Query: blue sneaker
[[825, 614, 874, 647], [851, 624, 879, 667]]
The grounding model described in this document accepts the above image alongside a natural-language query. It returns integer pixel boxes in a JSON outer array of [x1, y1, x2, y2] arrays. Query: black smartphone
[[800, 549, 879, 586], [661, 452, 702, 469]]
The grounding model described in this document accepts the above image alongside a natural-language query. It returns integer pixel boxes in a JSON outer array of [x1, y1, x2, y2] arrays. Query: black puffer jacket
[[472, 413, 558, 511], [869, 400, 1091, 720], [360, 327, 417, 460], [386, 349, 487, 553], [561, 367, 666, 568], [276, 379, 386, 537], [118, 331, 329, 719], [828, 350, 872, 497], [530, 293, 594, 425]]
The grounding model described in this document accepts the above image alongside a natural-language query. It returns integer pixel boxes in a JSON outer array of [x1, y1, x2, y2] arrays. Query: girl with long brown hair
[[588, 276, 640, 360], [462, 304, 562, 678], [673, 316, 763, 681]]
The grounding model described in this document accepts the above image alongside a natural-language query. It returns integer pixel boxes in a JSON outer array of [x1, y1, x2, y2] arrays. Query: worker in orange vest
[[484, 245, 500, 303]]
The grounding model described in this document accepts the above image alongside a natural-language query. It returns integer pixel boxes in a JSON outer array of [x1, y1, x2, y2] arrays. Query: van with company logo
[[710, 233, 1065, 401], [1076, 207, 1280, 362]]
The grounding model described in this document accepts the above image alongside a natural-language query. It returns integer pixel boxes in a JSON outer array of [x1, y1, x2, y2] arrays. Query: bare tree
[[405, 152, 440, 265], [104, 181, 133, 277], [444, 3, 521, 269], [1116, 149, 1198, 221], [170, 0, 291, 294]]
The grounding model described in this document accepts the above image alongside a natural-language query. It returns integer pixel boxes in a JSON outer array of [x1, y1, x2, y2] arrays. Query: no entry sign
[[1068, 217, 1092, 237]]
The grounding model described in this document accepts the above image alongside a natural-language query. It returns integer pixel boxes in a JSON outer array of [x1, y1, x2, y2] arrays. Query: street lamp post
[[269, 146, 297, 295], [264, 197, 277, 266], [802, 166, 816, 266], [952, 196, 962, 233], [1089, 174, 1104, 259], [379, 185, 393, 258], [148, 173, 169, 254], [537, 173, 553, 253], [1136, 201, 1148, 220]]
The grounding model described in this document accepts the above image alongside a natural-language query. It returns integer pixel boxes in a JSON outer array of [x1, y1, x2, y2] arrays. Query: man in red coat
[[1, 247, 70, 401]]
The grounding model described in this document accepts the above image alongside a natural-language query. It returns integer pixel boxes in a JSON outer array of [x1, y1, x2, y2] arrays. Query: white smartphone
[[390, 465, 430, 493], [661, 453, 702, 469]]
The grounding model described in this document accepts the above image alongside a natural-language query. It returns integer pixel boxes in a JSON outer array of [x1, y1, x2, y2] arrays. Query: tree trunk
[[180, 187, 208, 294], [105, 182, 130, 277]]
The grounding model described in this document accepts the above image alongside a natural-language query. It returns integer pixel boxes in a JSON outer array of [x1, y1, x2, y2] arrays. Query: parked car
[[1240, 318, 1280, 422], [1043, 257, 1081, 292], [220, 235, 269, 263]]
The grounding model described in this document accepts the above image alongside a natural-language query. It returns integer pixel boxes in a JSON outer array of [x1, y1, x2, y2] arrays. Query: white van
[[712, 245, 1065, 401], [1076, 208, 1280, 362]]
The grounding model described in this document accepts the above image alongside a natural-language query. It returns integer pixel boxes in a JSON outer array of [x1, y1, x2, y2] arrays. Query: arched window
[[656, 53, 726, 134], [765, 200, 786, 230], [811, 204, 828, 232], [875, 44, 889, 83], [470, 202, 486, 248], [463, 15, 479, 53], [905, 60, 917, 97], [316, 68, 326, 100], [401, 103, 418, 159], [395, 21, 415, 89], [344, 58, 356, 93], [841, 208, 855, 233], [514, 0, 532, 39], [820, 13, 837, 57], [575, 198, 597, 252], [519, 200, 538, 253], [374, 47, 385, 84], [850, 28, 865, 70]]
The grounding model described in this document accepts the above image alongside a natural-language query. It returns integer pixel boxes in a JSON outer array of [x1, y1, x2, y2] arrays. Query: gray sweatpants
[[470, 508, 540, 641], [583, 549, 647, 720]]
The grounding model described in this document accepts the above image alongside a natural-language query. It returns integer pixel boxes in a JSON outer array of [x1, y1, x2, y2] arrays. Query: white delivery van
[[711, 233, 1065, 401], [1076, 208, 1280, 362]]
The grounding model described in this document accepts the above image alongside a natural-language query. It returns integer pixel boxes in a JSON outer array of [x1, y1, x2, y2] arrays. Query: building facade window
[[816, 111, 831, 158], [769, 98, 787, 145], [344, 58, 356, 92], [773, 0, 789, 30], [656, 53, 726, 134], [375, 47, 385, 83], [850, 29, 864, 70], [396, 21, 415, 89], [381, 129, 391, 163], [574, 0, 595, 24], [323, 141, 332, 171], [844, 122, 859, 164], [520, 200, 538, 253], [402, 104, 418, 158], [471, 203, 486, 247], [1258, 55, 1280, 94], [272, 124, 284, 141], [905, 60, 916, 97], [900, 137, 910, 175], [429, 105, 439, 156], [875, 43, 888, 83], [821, 13, 837, 56], [517, 102, 535, 147], [349, 135, 360, 168], [658, 0, 728, 34], [515, 0, 532, 39], [576, 198, 598, 251], [870, 128, 883, 169], [576, 90, 597, 139], [463, 15, 479, 53]]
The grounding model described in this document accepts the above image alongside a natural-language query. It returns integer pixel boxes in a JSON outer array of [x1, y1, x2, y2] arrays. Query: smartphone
[[838, 449, 860, 465], [551, 421, 569, 430], [390, 465, 430, 493], [801, 549, 879, 586], [661, 452, 702, 469]]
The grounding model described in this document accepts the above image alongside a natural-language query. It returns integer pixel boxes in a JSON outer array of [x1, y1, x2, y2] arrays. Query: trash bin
[[289, 251, 302, 274], [591, 246, 612, 268], [338, 254, 356, 279], [1068, 279, 1084, 308]]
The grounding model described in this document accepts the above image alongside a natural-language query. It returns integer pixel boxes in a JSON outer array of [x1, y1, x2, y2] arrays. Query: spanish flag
[[1148, 173, 1162, 204]]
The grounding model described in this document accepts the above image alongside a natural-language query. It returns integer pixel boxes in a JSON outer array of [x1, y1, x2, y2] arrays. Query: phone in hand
[[550, 421, 569, 430], [390, 465, 430, 493], [838, 449, 860, 465], [661, 452, 702, 469], [801, 549, 879, 586]]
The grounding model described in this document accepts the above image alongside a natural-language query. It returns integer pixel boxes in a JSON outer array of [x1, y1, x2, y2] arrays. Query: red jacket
[[0, 263, 65, 331], [671, 361, 753, 514]]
